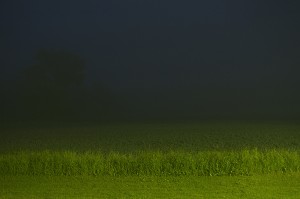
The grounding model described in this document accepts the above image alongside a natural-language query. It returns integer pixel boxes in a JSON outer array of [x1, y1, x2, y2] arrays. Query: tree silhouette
[[19, 49, 85, 120]]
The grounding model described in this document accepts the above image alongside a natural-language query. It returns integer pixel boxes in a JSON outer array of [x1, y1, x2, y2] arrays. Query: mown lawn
[[1, 174, 300, 199]]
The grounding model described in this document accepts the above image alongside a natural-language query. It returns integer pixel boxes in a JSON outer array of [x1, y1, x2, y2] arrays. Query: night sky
[[1, 0, 300, 121]]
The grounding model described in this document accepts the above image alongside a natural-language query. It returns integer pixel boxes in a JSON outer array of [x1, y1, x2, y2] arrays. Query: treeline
[[1, 49, 300, 122]]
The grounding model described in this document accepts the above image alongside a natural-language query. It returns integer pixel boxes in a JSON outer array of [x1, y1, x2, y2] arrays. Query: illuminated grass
[[0, 149, 299, 176]]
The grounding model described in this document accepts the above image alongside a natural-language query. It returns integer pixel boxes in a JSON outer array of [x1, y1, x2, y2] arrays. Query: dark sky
[[1, 0, 300, 119]]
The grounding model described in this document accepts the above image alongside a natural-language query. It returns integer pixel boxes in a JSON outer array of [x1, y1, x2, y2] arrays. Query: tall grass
[[0, 149, 299, 176]]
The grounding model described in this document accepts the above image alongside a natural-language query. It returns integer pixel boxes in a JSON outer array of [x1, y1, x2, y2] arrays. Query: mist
[[1, 0, 300, 122]]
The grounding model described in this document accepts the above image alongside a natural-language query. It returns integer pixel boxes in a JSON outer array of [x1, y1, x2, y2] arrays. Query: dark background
[[1, 0, 300, 122]]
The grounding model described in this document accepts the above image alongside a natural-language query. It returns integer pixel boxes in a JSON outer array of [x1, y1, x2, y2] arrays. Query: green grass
[[1, 174, 300, 199], [1, 149, 299, 176], [1, 122, 300, 198]]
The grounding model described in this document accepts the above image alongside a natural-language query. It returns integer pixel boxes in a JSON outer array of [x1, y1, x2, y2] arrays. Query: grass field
[[1, 149, 300, 176], [1, 121, 300, 198], [2, 121, 300, 152], [1, 174, 300, 199]]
